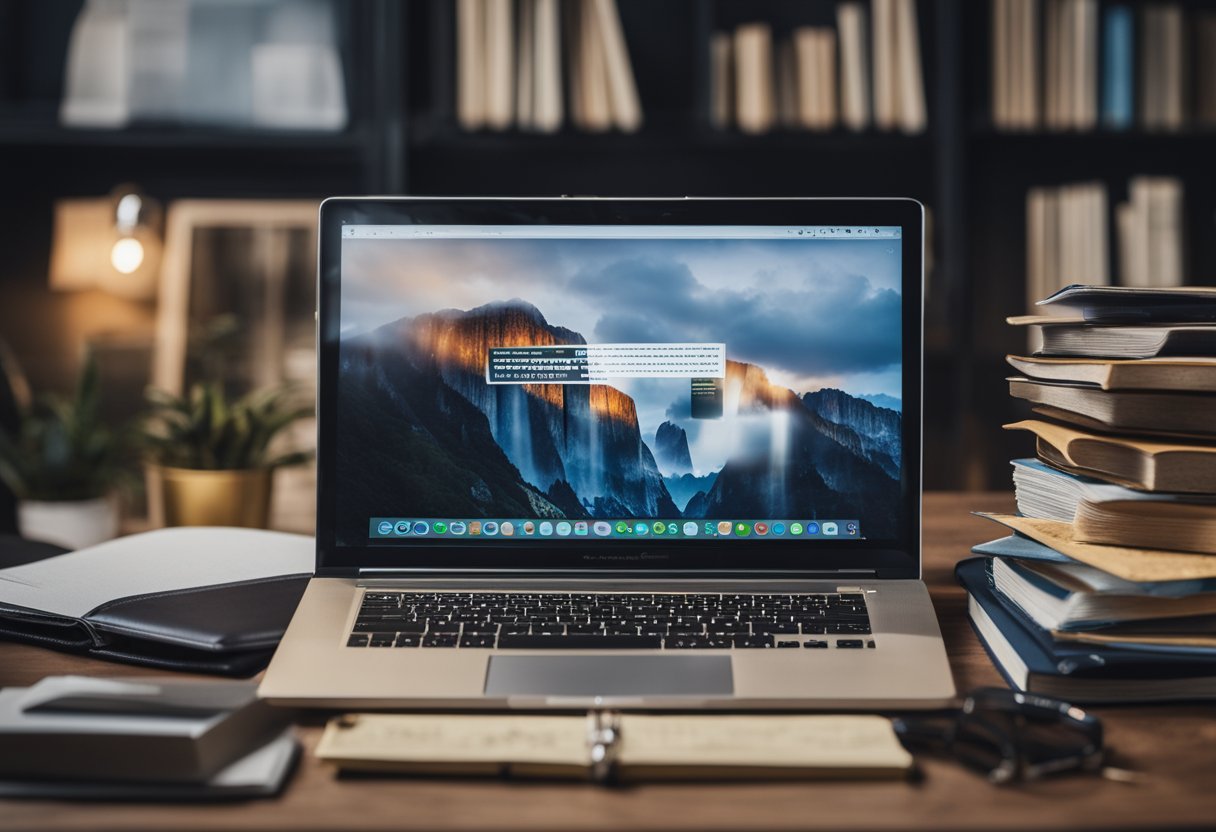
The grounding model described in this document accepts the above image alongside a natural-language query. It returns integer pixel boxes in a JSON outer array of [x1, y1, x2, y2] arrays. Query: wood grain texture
[[3, 492, 1215, 832]]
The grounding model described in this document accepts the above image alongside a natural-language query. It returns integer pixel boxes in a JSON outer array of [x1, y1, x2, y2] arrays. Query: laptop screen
[[335, 224, 903, 549]]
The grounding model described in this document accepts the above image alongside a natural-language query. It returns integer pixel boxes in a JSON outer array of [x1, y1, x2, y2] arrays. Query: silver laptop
[[259, 197, 955, 709]]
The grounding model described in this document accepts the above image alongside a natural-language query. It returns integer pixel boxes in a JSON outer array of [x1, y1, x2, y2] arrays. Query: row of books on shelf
[[456, 0, 642, 133], [991, 0, 1216, 132], [965, 285, 1216, 703], [1026, 176, 1183, 311], [710, 0, 926, 135]]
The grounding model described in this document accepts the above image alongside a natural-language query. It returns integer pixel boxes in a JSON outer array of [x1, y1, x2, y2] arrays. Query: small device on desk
[[259, 196, 955, 710]]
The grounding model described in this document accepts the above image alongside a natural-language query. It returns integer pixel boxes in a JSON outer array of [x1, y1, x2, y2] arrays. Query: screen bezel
[[315, 197, 923, 578]]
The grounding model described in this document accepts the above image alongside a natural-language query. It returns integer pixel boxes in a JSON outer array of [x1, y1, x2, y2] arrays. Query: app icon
[[500, 522, 514, 536], [377, 520, 394, 535], [653, 521, 666, 535], [790, 522, 803, 535], [412, 521, 429, 535], [450, 521, 467, 535], [556, 521, 572, 536], [634, 522, 649, 536], [704, 522, 716, 535], [483, 521, 499, 536], [847, 522, 858, 536], [805, 521, 820, 535], [394, 521, 411, 535], [615, 521, 629, 534], [683, 522, 698, 535], [823, 522, 839, 536], [523, 521, 535, 535], [717, 521, 732, 535], [755, 522, 769, 536], [735, 522, 751, 536], [574, 521, 588, 536], [593, 521, 612, 536], [772, 522, 786, 535], [667, 523, 678, 535], [469, 521, 482, 535], [433, 521, 448, 534], [539, 521, 553, 536]]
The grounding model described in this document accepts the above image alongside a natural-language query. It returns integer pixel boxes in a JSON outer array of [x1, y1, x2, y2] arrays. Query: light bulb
[[110, 237, 145, 275]]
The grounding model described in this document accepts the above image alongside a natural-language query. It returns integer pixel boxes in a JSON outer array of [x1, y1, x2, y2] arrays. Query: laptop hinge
[[352, 568, 880, 581]]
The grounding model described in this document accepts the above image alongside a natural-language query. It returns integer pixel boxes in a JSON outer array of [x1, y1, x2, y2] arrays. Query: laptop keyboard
[[346, 591, 874, 650]]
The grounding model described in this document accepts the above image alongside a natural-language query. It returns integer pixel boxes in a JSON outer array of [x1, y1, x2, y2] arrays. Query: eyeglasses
[[893, 688, 1105, 784]]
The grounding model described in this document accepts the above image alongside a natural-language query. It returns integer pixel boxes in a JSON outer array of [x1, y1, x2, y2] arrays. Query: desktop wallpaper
[[335, 234, 903, 545]]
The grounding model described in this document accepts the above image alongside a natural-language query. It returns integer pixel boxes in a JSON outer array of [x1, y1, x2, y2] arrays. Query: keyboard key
[[497, 635, 662, 650], [803, 640, 829, 649], [776, 641, 800, 648], [347, 634, 369, 647], [394, 635, 420, 647], [867, 640, 877, 648], [666, 637, 717, 649], [733, 636, 774, 648], [422, 634, 459, 647], [368, 634, 396, 647], [459, 635, 496, 648], [836, 639, 865, 649]]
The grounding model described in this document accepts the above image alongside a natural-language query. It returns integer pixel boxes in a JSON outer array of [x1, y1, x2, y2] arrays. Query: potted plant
[[0, 356, 124, 549], [142, 382, 312, 528]]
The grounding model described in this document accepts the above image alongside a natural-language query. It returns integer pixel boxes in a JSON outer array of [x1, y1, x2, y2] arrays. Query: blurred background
[[0, 0, 1214, 538]]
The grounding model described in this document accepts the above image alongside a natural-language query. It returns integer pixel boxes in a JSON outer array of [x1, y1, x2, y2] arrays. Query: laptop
[[259, 197, 955, 709]]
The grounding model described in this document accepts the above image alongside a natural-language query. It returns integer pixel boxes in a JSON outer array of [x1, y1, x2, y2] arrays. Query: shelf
[[970, 124, 1216, 144], [0, 115, 370, 154], [409, 117, 935, 154]]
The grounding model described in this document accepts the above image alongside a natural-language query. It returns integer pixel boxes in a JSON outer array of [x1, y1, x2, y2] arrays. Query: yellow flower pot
[[156, 466, 273, 528]]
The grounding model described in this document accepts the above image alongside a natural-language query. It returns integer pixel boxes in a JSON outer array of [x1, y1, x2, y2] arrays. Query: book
[[590, 0, 641, 132], [0, 527, 312, 675], [1007, 355, 1216, 392], [532, 0, 563, 133], [1100, 5, 1133, 129], [515, 0, 535, 127], [794, 28, 837, 131], [871, 0, 896, 130], [1073, 499, 1216, 555], [959, 557, 1216, 702], [484, 0, 515, 130], [892, 0, 926, 133], [317, 712, 914, 782], [456, 0, 486, 129], [1010, 457, 1173, 521], [0, 677, 290, 783], [709, 31, 733, 129], [836, 2, 871, 131], [1007, 377, 1216, 437], [1008, 317, 1216, 359], [734, 23, 775, 134], [991, 557, 1216, 631], [1037, 284, 1216, 324], [1005, 419, 1216, 493], [977, 513, 1216, 582]]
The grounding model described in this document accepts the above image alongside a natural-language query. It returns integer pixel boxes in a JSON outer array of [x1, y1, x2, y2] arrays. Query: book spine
[[1101, 5, 1133, 129]]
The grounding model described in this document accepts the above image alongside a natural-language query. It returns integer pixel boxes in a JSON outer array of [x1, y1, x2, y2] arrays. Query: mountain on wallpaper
[[336, 300, 901, 541]]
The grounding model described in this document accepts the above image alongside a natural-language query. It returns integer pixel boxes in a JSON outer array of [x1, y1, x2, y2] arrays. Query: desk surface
[[2, 492, 1214, 832]]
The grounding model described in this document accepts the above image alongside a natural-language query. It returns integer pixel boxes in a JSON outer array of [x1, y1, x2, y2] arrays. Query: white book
[[709, 31, 733, 129], [836, 3, 871, 131], [515, 0, 535, 129], [793, 28, 832, 131], [484, 0, 515, 130], [1043, 0, 1061, 129], [1140, 8, 1161, 129], [893, 0, 926, 132], [456, 0, 486, 130], [871, 0, 896, 130], [1018, 0, 1040, 128], [1160, 5, 1185, 131], [591, 0, 642, 132], [1026, 188, 1049, 311], [580, 0, 612, 132], [532, 0, 563, 133], [734, 23, 775, 134], [1148, 178, 1184, 287]]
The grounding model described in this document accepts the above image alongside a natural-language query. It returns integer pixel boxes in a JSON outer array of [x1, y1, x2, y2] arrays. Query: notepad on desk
[[316, 713, 914, 782]]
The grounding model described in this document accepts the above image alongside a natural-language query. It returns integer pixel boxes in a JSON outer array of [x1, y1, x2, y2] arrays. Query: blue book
[[957, 558, 1216, 703], [1102, 6, 1135, 129]]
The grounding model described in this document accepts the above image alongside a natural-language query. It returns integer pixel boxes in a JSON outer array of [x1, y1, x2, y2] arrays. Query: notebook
[[1007, 354, 1216, 392], [1006, 317, 1216, 359], [1036, 284, 1216, 324], [1007, 377, 1216, 437], [0, 527, 312, 676], [316, 712, 914, 782]]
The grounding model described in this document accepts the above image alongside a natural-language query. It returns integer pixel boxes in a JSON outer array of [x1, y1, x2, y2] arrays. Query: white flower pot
[[17, 496, 120, 550]]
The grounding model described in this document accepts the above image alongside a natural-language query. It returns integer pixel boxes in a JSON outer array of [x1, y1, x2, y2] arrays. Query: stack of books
[[709, 0, 926, 135], [965, 284, 1216, 703]]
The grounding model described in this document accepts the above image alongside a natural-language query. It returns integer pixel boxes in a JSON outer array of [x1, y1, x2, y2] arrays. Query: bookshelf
[[0, 0, 1212, 490]]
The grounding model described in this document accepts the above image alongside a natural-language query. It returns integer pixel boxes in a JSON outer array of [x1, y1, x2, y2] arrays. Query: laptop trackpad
[[484, 656, 734, 697]]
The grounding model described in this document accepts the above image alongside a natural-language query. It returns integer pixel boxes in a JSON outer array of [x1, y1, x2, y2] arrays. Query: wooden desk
[[3, 493, 1214, 832]]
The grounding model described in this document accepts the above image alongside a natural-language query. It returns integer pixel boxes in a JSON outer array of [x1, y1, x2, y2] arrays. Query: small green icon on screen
[[615, 521, 629, 534], [653, 521, 666, 534], [735, 522, 751, 536], [790, 522, 804, 535], [433, 521, 448, 534]]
